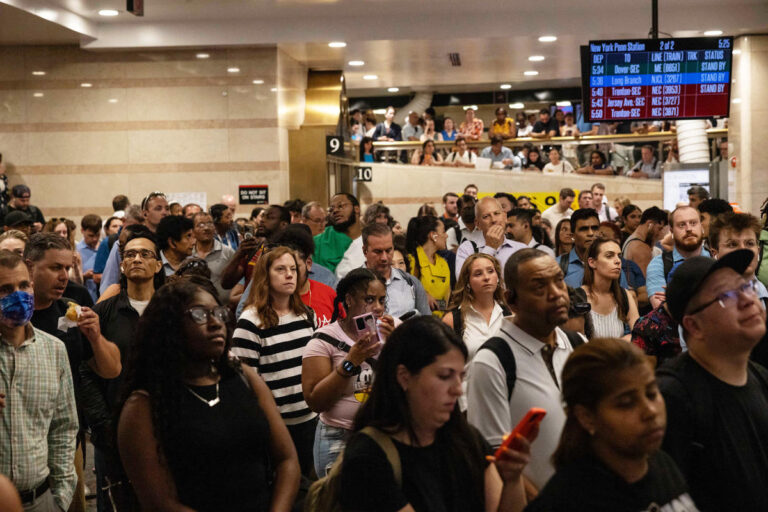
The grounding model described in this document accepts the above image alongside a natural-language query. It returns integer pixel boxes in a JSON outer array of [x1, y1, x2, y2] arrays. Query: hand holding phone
[[494, 407, 546, 459], [353, 313, 380, 343]]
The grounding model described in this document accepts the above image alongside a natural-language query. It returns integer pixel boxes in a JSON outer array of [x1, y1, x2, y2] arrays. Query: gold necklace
[[186, 382, 220, 407]]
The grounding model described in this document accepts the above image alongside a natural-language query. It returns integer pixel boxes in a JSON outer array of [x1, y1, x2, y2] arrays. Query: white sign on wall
[[166, 192, 207, 210]]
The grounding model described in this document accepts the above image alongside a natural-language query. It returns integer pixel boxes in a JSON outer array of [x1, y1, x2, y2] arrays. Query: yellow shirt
[[408, 246, 451, 318], [489, 117, 516, 138]]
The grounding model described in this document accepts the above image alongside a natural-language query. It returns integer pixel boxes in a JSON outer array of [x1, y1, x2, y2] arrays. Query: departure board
[[581, 37, 733, 122]]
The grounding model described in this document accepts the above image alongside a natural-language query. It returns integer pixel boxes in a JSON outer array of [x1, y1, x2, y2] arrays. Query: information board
[[581, 37, 733, 122]]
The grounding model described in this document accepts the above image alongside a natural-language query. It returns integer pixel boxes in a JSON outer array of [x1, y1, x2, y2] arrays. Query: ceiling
[[0, 0, 766, 94]]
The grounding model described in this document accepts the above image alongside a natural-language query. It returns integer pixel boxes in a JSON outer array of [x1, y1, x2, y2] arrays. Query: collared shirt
[[76, 239, 100, 302], [455, 236, 528, 276], [193, 240, 236, 303], [100, 241, 122, 295], [0, 326, 78, 510], [446, 217, 484, 251], [479, 145, 514, 164], [381, 267, 431, 319], [402, 122, 424, 141], [160, 251, 183, 277], [628, 158, 661, 179], [335, 236, 364, 280], [559, 248, 629, 289], [215, 227, 240, 251], [407, 246, 451, 317], [646, 246, 710, 296], [467, 320, 582, 489], [460, 118, 484, 140], [526, 237, 556, 258]]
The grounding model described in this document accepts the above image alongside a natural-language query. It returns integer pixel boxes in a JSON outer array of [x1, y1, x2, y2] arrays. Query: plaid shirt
[[0, 325, 78, 510]]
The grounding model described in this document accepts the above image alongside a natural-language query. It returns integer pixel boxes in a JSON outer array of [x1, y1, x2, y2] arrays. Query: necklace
[[186, 382, 220, 407]]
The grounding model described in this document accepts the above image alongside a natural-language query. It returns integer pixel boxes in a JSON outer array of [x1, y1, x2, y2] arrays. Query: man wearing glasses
[[82, 225, 163, 512], [313, 193, 362, 273], [0, 185, 45, 233], [191, 211, 234, 303], [659, 250, 768, 512]]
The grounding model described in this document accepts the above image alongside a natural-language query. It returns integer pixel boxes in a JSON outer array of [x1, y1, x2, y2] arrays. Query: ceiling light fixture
[[556, 100, 572, 107], [81, 83, 92, 88], [373, 108, 387, 114], [328, 42, 347, 48], [32, 71, 46, 76], [271, 87, 278, 92], [33, 92, 44, 98], [98, 9, 119, 16], [732, 98, 742, 104], [528, 55, 545, 61], [704, 30, 723, 36], [462, 105, 478, 111], [348, 60, 365, 66], [538, 35, 557, 42], [733, 49, 742, 55], [363, 75, 378, 80], [252, 79, 264, 84], [108, 98, 118, 103], [500, 84, 512, 89], [227, 67, 240, 73], [524, 70, 539, 76], [509, 102, 525, 109], [387, 87, 400, 93], [196, 53, 210, 59]]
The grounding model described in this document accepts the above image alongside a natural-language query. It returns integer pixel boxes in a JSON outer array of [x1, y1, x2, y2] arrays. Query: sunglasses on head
[[141, 191, 166, 210]]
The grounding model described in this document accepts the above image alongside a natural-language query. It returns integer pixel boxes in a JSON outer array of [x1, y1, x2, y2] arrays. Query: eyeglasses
[[686, 281, 758, 316], [123, 249, 157, 260], [186, 306, 230, 324], [195, 222, 214, 228]]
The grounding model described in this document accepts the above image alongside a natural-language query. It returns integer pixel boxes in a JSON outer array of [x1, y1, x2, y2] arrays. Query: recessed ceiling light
[[528, 55, 545, 62], [31, 71, 46, 76], [196, 53, 210, 59], [387, 87, 400, 93], [500, 84, 512, 89], [33, 92, 44, 98], [348, 60, 365, 66], [98, 9, 119, 16], [271, 87, 278, 92], [328, 42, 347, 48], [556, 100, 572, 107], [36, 9, 58, 21], [108, 98, 118, 103], [538, 35, 557, 42], [252, 79, 264, 84], [704, 30, 723, 36], [462, 105, 478, 111], [732, 98, 742, 104], [81, 83, 92, 88], [509, 102, 525, 109], [227, 67, 240, 73], [733, 49, 742, 55], [363, 75, 378, 80], [524, 70, 539, 76], [373, 108, 387, 114]]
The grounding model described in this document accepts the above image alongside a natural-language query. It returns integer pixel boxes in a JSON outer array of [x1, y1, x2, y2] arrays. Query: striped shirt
[[231, 308, 317, 425], [0, 325, 78, 510]]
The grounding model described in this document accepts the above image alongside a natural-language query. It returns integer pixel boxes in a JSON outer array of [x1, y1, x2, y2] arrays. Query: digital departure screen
[[581, 37, 733, 122]]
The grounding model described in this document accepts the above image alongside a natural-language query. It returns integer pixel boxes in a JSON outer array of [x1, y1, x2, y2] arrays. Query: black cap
[[4, 210, 32, 227], [11, 184, 30, 198], [666, 249, 754, 324]]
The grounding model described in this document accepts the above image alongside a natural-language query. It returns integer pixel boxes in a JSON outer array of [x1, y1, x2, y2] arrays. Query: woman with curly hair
[[117, 277, 299, 511]]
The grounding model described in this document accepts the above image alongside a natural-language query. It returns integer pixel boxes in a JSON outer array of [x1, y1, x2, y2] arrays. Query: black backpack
[[478, 329, 585, 400], [661, 249, 675, 283]]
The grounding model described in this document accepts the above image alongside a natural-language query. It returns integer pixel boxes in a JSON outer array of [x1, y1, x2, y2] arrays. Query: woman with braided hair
[[302, 268, 397, 477]]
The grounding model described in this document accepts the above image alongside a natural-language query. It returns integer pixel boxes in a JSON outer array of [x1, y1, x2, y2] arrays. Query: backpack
[[450, 304, 512, 339], [479, 329, 584, 400], [304, 427, 401, 512], [661, 249, 675, 283], [558, 252, 570, 275]]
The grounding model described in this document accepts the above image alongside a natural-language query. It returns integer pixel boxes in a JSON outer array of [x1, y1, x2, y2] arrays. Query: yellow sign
[[476, 191, 580, 212]]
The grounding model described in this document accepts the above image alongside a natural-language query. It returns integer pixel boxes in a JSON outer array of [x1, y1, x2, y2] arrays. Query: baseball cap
[[666, 249, 754, 324], [4, 210, 32, 227], [11, 184, 30, 198]]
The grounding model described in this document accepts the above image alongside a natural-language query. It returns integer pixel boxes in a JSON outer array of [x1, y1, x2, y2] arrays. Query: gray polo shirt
[[466, 319, 583, 489], [379, 267, 431, 319], [193, 240, 235, 303]]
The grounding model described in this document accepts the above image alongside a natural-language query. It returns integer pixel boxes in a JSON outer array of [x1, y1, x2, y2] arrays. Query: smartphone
[[353, 312, 380, 342], [494, 407, 546, 458], [244, 232, 253, 240]]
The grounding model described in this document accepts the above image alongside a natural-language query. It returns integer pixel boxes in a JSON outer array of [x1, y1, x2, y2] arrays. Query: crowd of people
[[1, 174, 767, 512], [350, 105, 728, 177]]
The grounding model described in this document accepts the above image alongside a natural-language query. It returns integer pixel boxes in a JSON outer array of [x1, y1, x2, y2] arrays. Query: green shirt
[[758, 229, 768, 288], [313, 226, 353, 273]]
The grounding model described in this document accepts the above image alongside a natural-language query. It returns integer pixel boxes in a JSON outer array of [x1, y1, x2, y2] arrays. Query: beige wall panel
[[123, 86, 229, 122], [0, 48, 27, 81], [26, 131, 128, 165], [26, 88, 128, 123], [0, 91, 27, 123], [128, 129, 229, 164], [0, 133, 28, 164], [227, 86, 277, 119], [228, 128, 279, 162]]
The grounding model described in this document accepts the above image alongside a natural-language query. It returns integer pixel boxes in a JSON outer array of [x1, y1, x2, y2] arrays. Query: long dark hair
[[330, 268, 386, 322], [119, 278, 236, 463], [353, 317, 486, 504], [552, 338, 652, 468], [555, 218, 573, 256], [405, 216, 440, 279], [582, 238, 629, 322]]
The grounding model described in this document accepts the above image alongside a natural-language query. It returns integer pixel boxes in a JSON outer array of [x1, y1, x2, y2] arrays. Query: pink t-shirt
[[302, 321, 376, 430]]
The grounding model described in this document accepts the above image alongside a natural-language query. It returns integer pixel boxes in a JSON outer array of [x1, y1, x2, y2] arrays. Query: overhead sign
[[239, 185, 269, 205]]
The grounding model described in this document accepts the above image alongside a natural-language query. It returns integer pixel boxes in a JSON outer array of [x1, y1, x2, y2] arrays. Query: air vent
[[448, 53, 461, 66]]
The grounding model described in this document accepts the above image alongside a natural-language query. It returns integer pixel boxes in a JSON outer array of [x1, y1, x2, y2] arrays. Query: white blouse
[[459, 303, 507, 410]]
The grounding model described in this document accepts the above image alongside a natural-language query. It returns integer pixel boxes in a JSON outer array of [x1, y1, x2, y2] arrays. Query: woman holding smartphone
[[339, 317, 535, 512], [302, 268, 396, 476], [525, 338, 697, 511]]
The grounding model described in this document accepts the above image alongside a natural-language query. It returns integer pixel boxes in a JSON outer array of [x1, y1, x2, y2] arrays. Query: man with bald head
[[455, 196, 527, 274], [646, 205, 710, 308]]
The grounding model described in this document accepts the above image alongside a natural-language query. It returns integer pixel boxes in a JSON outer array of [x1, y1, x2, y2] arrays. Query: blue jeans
[[313, 420, 350, 477]]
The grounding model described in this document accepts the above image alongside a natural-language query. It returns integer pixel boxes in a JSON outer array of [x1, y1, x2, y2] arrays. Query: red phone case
[[494, 407, 546, 458]]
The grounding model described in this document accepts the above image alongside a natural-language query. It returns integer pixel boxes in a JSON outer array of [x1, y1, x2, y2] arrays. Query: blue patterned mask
[[0, 291, 35, 327]]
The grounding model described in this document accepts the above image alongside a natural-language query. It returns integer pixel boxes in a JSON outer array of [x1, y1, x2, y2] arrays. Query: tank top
[[590, 307, 627, 339], [166, 372, 272, 512]]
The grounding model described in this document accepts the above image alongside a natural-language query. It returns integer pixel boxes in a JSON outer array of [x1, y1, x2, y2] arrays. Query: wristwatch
[[338, 359, 361, 377]]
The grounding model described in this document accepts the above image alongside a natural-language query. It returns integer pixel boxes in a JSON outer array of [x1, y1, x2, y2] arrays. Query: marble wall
[[0, 45, 292, 220]]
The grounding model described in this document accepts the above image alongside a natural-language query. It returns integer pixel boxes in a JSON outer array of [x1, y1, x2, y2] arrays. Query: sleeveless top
[[590, 307, 630, 338], [166, 372, 272, 512]]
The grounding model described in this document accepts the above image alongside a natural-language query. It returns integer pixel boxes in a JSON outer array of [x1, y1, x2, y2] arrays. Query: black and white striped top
[[231, 308, 317, 425]]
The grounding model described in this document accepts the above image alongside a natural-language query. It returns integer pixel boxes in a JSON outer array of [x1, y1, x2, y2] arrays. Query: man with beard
[[313, 193, 361, 273], [442, 192, 459, 224], [467, 249, 585, 491], [647, 206, 709, 309], [191, 211, 234, 302], [623, 206, 668, 276]]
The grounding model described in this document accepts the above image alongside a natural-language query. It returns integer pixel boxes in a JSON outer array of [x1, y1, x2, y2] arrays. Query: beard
[[332, 211, 356, 232], [674, 232, 702, 252]]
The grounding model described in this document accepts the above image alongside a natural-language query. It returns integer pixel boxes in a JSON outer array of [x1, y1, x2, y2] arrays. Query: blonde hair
[[448, 253, 507, 310]]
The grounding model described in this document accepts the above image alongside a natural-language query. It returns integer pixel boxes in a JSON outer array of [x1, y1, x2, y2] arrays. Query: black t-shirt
[[65, 281, 94, 308], [658, 353, 768, 511], [532, 118, 560, 136], [0, 203, 45, 225], [31, 298, 93, 390], [525, 451, 696, 512], [339, 427, 492, 512]]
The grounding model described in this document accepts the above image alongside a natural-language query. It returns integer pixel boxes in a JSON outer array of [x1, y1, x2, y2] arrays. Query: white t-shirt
[[542, 161, 574, 174], [128, 298, 149, 316], [445, 151, 477, 165]]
